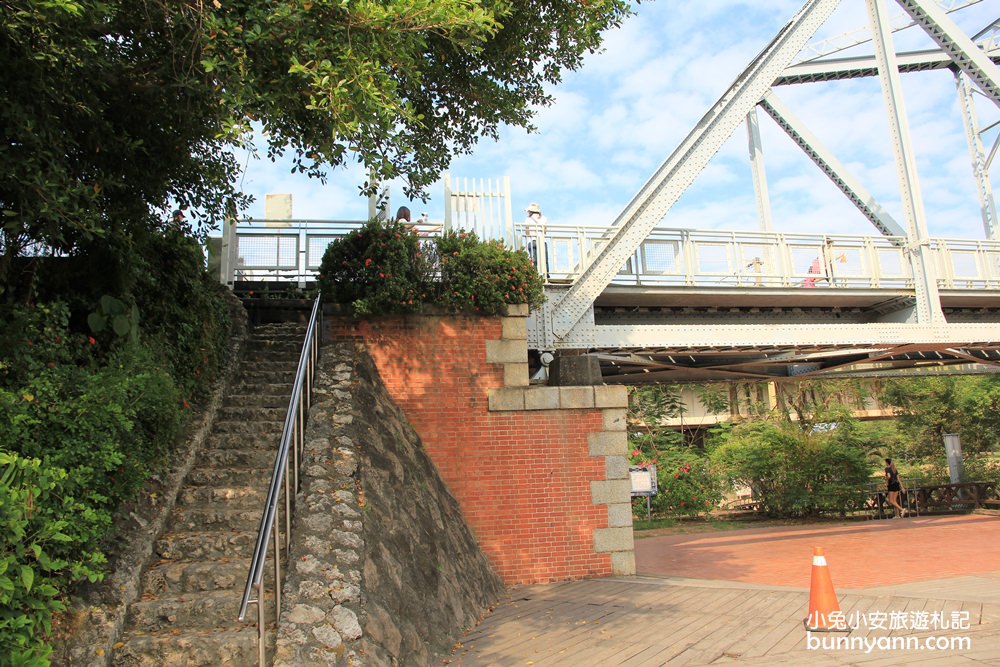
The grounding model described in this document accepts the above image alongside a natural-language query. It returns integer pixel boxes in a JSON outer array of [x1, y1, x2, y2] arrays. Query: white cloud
[[235, 1, 1000, 243]]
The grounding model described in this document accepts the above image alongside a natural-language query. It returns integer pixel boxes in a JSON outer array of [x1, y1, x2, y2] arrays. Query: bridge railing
[[532, 225, 916, 289], [219, 218, 1000, 291]]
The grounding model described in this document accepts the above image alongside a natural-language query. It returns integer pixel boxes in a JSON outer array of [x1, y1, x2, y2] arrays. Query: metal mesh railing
[[219, 219, 1000, 294]]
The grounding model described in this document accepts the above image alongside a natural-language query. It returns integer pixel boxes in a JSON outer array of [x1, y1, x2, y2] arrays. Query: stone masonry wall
[[325, 306, 635, 585], [274, 343, 504, 665]]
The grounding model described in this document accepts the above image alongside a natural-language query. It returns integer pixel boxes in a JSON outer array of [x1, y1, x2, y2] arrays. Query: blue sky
[[235, 0, 1000, 241]]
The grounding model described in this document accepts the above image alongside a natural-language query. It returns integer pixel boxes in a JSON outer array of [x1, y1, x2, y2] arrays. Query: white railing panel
[[641, 240, 681, 275], [222, 218, 1000, 296]]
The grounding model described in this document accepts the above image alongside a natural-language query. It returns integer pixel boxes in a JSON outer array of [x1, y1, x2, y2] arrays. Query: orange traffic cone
[[803, 546, 848, 632]]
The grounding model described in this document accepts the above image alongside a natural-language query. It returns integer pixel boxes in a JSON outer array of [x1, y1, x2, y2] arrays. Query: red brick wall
[[326, 315, 612, 584]]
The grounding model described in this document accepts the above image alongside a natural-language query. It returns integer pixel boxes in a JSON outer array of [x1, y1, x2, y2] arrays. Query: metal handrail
[[238, 293, 323, 666]]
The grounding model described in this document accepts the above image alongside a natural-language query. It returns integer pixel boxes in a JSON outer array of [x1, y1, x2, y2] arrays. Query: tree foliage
[[709, 422, 870, 518], [881, 375, 1000, 457], [1, 0, 633, 294]]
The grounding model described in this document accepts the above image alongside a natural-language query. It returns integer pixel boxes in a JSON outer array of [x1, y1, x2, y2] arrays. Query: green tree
[[709, 422, 870, 518], [1, 0, 633, 296], [882, 376, 1000, 457]]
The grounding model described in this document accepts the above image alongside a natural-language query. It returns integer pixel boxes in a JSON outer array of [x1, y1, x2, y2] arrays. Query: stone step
[[170, 507, 263, 533], [251, 330, 305, 342], [252, 323, 307, 336], [234, 369, 297, 386], [239, 349, 299, 363], [177, 484, 268, 509], [222, 393, 291, 409], [216, 406, 288, 422], [241, 349, 302, 364], [186, 468, 271, 487], [112, 626, 262, 667], [210, 420, 284, 437], [205, 432, 278, 451], [200, 448, 276, 469], [141, 558, 266, 596], [245, 337, 302, 350], [126, 589, 259, 631], [155, 530, 258, 561], [227, 382, 295, 398]]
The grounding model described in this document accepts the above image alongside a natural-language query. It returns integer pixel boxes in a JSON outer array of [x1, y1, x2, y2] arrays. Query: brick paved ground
[[634, 514, 1000, 589], [449, 514, 1000, 666]]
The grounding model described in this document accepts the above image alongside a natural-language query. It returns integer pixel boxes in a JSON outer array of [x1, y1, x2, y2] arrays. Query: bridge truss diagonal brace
[[759, 92, 906, 239], [895, 0, 1000, 106], [548, 0, 843, 340]]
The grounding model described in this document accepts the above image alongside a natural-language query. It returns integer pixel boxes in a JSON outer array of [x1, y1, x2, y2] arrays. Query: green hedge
[[318, 220, 544, 316], [709, 422, 870, 517]]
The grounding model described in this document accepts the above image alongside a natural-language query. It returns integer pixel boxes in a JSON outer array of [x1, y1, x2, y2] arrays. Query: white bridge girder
[[546, 0, 844, 341], [758, 92, 906, 238], [535, 0, 1000, 381]]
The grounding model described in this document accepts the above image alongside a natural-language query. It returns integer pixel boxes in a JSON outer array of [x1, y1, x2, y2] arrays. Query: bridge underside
[[531, 284, 1000, 384], [585, 342, 1000, 384]]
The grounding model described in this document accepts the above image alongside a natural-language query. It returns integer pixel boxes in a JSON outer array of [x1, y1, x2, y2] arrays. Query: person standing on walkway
[[885, 458, 907, 518], [522, 202, 549, 276]]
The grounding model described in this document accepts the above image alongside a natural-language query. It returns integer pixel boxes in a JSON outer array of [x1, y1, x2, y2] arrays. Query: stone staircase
[[113, 323, 306, 667]]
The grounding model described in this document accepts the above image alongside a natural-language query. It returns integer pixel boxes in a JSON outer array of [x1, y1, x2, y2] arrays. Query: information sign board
[[629, 465, 658, 497]]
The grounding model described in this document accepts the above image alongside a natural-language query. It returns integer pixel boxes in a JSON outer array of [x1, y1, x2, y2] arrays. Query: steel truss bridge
[[224, 0, 1000, 384]]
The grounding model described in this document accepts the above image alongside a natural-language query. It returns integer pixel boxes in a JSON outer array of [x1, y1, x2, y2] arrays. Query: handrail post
[[284, 453, 291, 552], [256, 582, 265, 667], [273, 517, 281, 621], [292, 415, 299, 504]]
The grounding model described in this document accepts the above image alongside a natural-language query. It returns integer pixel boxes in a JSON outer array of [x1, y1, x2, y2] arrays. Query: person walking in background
[[884, 458, 907, 518], [802, 238, 847, 287]]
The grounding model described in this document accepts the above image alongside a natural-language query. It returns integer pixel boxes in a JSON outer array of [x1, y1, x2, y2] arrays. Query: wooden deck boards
[[449, 577, 1000, 666]]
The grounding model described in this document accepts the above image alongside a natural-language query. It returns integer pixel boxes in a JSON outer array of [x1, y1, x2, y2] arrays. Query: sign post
[[629, 465, 658, 522]]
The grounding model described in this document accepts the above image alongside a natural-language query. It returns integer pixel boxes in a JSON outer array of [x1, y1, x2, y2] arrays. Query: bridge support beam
[[549, 355, 604, 386], [867, 0, 945, 324]]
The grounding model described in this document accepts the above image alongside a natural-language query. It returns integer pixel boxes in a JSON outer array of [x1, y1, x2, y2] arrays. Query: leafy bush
[[630, 446, 723, 517], [317, 218, 431, 315], [709, 422, 870, 517], [0, 303, 92, 392], [0, 345, 182, 537], [0, 231, 231, 662], [0, 452, 105, 667], [131, 229, 233, 399], [318, 220, 544, 316], [435, 230, 544, 314], [922, 454, 1000, 486]]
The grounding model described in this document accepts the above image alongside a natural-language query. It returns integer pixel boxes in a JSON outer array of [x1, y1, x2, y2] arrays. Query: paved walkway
[[448, 514, 1000, 666]]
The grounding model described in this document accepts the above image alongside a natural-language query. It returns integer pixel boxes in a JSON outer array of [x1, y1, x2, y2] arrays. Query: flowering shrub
[[318, 221, 544, 316], [434, 230, 544, 314], [317, 218, 432, 315], [629, 445, 722, 518]]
